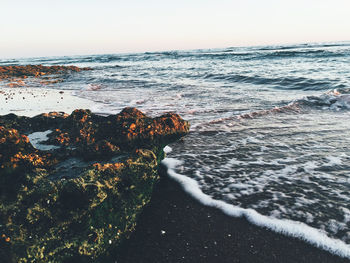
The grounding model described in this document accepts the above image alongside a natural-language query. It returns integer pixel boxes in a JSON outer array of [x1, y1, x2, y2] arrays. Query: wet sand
[[0, 87, 92, 117], [115, 164, 350, 263]]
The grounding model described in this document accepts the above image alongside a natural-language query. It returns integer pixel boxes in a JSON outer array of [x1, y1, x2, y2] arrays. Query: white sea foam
[[326, 156, 342, 166], [28, 130, 60, 151], [163, 146, 173, 154], [162, 157, 350, 259]]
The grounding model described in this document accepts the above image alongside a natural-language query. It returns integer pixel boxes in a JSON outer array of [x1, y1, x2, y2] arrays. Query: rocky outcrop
[[0, 65, 91, 87], [0, 65, 91, 80], [0, 108, 189, 262]]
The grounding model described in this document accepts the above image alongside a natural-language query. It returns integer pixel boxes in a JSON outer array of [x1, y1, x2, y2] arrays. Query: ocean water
[[1, 42, 350, 257]]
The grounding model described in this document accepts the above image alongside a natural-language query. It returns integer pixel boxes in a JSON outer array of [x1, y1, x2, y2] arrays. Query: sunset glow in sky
[[1, 0, 350, 58]]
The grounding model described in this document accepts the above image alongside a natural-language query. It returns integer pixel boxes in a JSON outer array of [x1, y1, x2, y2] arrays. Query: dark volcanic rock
[[0, 108, 189, 262]]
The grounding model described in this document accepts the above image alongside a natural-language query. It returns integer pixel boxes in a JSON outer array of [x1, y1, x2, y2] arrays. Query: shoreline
[[115, 163, 350, 263], [0, 87, 93, 117]]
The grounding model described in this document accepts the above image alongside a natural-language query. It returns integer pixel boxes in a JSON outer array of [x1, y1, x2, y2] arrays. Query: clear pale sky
[[1, 0, 349, 58]]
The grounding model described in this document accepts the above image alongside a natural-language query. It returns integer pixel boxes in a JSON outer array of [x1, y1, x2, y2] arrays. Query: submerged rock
[[0, 108, 189, 262]]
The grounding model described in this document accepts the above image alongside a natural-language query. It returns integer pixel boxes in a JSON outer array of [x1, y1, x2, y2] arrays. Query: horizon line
[[1, 39, 349, 61]]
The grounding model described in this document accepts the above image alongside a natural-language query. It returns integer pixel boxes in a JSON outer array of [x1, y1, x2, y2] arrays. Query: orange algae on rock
[[0, 107, 189, 262], [0, 65, 91, 80], [0, 64, 91, 87]]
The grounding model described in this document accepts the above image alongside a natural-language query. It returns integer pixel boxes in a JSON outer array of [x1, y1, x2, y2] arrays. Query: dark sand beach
[[115, 164, 350, 263]]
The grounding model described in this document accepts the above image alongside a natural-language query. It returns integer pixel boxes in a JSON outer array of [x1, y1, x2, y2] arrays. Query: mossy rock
[[0, 108, 189, 262]]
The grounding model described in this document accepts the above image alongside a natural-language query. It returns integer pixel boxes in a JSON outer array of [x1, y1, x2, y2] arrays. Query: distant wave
[[256, 49, 348, 60], [203, 73, 344, 90], [0, 59, 20, 66], [139, 45, 349, 61], [255, 42, 350, 51]]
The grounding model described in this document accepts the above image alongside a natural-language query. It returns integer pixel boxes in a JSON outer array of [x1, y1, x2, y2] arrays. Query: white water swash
[[1, 42, 350, 258]]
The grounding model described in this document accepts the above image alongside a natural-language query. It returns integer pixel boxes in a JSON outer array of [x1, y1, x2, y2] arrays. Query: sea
[[1, 42, 350, 257]]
